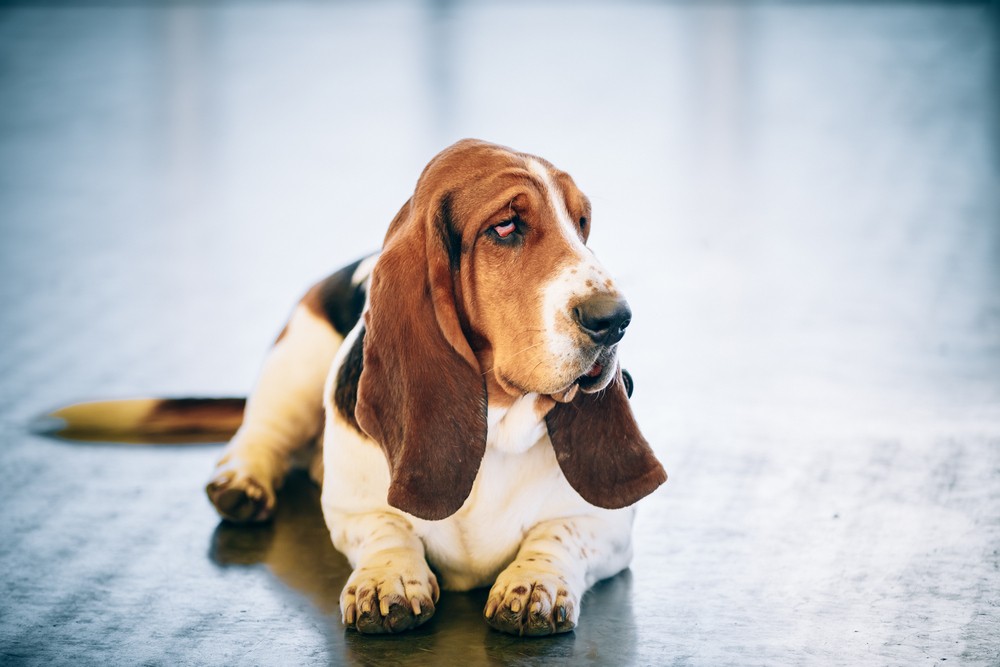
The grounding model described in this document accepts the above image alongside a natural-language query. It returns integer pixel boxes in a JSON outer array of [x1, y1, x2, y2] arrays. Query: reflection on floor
[[208, 472, 643, 665]]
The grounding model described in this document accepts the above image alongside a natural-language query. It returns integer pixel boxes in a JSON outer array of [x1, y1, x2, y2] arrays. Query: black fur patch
[[437, 192, 463, 270], [334, 326, 366, 433], [308, 256, 370, 336], [151, 397, 247, 415]]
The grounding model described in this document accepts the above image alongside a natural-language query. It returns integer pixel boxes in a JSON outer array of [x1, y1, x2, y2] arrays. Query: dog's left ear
[[545, 368, 666, 508]]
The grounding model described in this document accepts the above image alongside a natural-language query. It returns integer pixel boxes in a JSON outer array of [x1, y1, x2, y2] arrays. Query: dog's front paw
[[206, 469, 275, 523], [341, 553, 439, 634], [484, 566, 579, 636]]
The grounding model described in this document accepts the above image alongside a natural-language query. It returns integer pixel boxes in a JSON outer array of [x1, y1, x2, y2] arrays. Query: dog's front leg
[[485, 512, 634, 636], [330, 511, 439, 634]]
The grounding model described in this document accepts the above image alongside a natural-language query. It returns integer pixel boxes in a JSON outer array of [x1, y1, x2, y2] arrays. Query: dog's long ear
[[545, 368, 666, 508], [355, 196, 487, 521]]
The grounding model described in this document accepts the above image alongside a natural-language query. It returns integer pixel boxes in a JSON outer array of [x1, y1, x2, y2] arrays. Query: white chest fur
[[415, 394, 569, 589], [320, 392, 613, 591], [484, 393, 547, 455]]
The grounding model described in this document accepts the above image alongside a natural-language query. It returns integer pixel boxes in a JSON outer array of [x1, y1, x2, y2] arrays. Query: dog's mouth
[[551, 348, 617, 402], [576, 359, 606, 390]]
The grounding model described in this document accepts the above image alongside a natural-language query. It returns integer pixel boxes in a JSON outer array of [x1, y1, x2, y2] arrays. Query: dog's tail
[[33, 397, 246, 444]]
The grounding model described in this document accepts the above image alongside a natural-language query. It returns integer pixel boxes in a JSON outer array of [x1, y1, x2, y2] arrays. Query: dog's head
[[356, 139, 666, 520]]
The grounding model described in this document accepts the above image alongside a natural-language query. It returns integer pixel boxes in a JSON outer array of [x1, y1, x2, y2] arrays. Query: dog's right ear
[[355, 196, 488, 521]]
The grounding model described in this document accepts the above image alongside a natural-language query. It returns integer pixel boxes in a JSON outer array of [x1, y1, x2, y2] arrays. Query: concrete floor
[[2, 2, 999, 665]]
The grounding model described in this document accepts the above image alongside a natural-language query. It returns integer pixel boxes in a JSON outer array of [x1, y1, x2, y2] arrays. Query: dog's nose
[[573, 295, 632, 346]]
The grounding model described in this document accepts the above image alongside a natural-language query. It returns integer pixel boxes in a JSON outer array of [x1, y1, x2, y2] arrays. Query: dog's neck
[[486, 392, 551, 455], [474, 347, 560, 454]]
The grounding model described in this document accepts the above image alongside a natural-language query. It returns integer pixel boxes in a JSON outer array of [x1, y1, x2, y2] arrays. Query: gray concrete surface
[[1, 2, 999, 665]]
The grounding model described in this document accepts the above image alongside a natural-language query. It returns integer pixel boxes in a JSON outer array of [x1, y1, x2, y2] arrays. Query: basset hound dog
[[50, 139, 667, 636]]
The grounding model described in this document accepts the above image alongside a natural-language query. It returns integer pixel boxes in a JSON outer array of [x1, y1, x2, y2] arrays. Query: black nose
[[573, 296, 632, 345]]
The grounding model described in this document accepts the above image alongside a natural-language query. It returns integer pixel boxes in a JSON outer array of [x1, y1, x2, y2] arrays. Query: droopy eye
[[493, 220, 517, 238]]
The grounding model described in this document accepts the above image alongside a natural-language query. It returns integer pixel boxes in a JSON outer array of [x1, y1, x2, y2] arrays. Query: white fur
[[214, 305, 342, 492], [351, 254, 379, 286], [541, 264, 596, 369], [247, 306, 343, 439], [320, 320, 634, 604], [527, 159, 617, 370], [528, 159, 583, 248], [486, 392, 546, 455]]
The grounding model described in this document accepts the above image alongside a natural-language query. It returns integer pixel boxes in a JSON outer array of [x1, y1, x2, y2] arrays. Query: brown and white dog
[[52, 139, 666, 636]]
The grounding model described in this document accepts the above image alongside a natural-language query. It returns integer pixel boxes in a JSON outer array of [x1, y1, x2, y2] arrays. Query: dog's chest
[[414, 396, 578, 590]]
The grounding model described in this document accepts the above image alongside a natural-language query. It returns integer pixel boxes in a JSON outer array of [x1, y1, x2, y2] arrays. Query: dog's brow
[[527, 159, 585, 249]]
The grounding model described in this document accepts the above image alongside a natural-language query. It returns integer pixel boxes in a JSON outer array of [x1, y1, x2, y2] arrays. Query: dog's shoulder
[[301, 254, 378, 337]]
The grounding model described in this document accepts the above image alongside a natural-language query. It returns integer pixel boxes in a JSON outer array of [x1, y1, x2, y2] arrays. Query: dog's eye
[[579, 217, 587, 229], [492, 220, 517, 239]]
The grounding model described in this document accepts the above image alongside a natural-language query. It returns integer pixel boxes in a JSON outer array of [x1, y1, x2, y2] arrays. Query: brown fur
[[355, 139, 664, 519], [356, 195, 487, 521], [545, 369, 667, 508], [146, 398, 246, 436]]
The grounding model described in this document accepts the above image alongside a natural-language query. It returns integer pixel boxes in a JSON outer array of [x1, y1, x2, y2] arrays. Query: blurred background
[[1, 1, 998, 665]]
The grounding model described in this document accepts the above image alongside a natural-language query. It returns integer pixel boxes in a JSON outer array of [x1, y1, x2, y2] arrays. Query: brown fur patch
[[355, 187, 487, 521], [146, 398, 245, 436], [545, 369, 666, 508]]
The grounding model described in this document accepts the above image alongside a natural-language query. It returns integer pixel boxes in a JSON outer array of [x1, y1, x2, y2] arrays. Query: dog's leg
[[484, 512, 635, 636], [206, 304, 342, 523], [329, 511, 439, 634]]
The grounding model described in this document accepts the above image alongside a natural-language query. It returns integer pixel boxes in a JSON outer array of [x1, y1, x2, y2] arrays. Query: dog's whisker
[[510, 328, 544, 342], [480, 340, 546, 377]]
